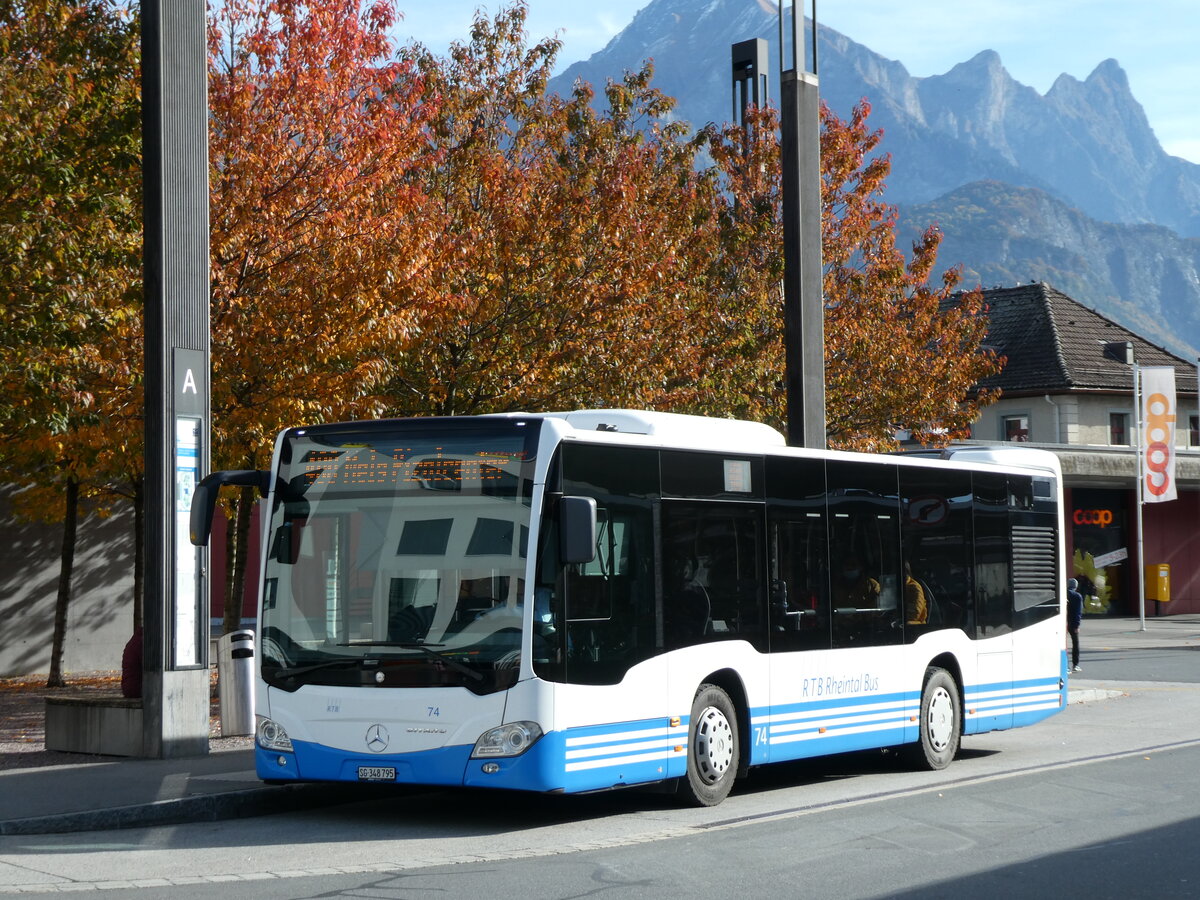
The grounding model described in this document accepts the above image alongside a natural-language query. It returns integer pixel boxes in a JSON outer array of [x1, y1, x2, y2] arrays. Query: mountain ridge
[[899, 181, 1200, 359], [554, 1, 1200, 234], [549, 0, 1200, 356]]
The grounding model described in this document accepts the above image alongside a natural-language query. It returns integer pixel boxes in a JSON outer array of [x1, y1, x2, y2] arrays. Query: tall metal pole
[[1137, 362, 1147, 633], [142, 0, 212, 757], [731, 39, 768, 131], [778, 0, 825, 448]]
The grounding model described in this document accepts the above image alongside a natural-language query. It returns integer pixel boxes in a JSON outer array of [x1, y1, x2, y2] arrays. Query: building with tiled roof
[[975, 281, 1196, 402], [962, 283, 1200, 616]]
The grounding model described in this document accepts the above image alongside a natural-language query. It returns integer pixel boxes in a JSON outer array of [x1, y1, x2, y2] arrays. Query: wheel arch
[[697, 667, 751, 777]]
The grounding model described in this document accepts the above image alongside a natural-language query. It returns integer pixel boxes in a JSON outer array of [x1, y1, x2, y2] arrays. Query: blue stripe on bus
[[746, 691, 918, 764], [556, 717, 690, 791], [258, 667, 1068, 792], [963, 672, 1065, 734]]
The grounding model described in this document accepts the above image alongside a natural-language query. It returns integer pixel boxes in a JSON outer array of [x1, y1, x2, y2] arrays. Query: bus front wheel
[[682, 684, 739, 806], [908, 667, 960, 770]]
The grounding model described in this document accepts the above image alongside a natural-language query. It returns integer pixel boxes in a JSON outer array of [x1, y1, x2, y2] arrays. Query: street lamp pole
[[777, 0, 825, 449], [1133, 360, 1146, 632], [1105, 341, 1145, 631]]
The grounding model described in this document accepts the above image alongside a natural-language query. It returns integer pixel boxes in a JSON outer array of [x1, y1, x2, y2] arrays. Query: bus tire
[[908, 667, 960, 770], [682, 684, 739, 807]]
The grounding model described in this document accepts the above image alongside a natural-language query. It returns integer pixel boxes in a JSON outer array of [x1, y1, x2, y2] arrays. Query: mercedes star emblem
[[365, 724, 390, 753]]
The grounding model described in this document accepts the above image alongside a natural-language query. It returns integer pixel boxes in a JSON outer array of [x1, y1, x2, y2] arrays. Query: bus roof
[[541, 411, 1061, 479], [543, 409, 787, 450]]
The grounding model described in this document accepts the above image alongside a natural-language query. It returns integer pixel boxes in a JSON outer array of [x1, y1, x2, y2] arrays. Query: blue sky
[[394, 0, 1199, 163]]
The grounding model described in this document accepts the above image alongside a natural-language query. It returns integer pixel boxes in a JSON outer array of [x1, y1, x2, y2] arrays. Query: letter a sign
[[1140, 366, 1177, 503]]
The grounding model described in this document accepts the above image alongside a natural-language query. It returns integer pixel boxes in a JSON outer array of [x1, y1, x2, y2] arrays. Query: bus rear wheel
[[908, 666, 960, 770], [682, 684, 739, 807]]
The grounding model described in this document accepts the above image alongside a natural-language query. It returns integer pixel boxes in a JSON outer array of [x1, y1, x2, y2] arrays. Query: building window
[[1109, 412, 1131, 446], [1002, 415, 1029, 442], [1190, 415, 1199, 448]]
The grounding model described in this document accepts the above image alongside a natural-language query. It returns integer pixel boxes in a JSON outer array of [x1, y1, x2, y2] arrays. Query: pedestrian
[[1067, 577, 1084, 672]]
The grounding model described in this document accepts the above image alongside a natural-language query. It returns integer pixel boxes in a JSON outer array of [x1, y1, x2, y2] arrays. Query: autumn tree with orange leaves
[[382, 7, 716, 417], [696, 101, 1001, 450], [202, 2, 997, 619], [0, 0, 142, 684], [207, 0, 431, 631], [5, 0, 1001, 652]]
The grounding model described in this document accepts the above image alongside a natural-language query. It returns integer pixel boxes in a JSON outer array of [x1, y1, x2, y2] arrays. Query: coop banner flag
[[1140, 366, 1177, 503]]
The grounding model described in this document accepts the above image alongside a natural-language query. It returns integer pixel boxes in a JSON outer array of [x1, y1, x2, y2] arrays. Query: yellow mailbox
[[1144, 564, 1170, 602]]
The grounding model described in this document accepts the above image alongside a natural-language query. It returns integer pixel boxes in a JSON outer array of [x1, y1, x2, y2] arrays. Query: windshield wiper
[[266, 657, 367, 679], [339, 640, 486, 683]]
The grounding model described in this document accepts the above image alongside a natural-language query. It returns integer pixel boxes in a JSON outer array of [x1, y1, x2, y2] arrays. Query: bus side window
[[1009, 474, 1059, 629], [765, 455, 830, 652], [827, 460, 903, 649], [898, 466, 975, 640], [974, 471, 1012, 638], [661, 502, 765, 650], [767, 515, 830, 651], [547, 442, 660, 686]]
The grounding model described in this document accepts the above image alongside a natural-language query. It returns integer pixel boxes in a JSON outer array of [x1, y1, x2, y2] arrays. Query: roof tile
[[968, 283, 1198, 396]]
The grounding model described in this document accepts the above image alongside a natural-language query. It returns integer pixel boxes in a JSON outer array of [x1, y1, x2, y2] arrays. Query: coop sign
[[1140, 367, 1178, 503], [1073, 508, 1114, 528]]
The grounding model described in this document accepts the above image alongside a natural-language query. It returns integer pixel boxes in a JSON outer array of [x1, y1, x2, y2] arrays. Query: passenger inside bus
[[833, 555, 880, 609], [904, 561, 928, 625]]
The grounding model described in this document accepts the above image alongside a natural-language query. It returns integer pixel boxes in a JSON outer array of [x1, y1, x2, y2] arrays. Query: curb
[[1068, 687, 1126, 704], [0, 782, 358, 836]]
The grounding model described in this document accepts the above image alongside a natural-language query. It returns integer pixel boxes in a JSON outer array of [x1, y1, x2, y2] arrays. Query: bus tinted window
[[766, 456, 830, 651], [898, 466, 975, 639], [973, 471, 1012, 637], [551, 443, 660, 685], [827, 461, 903, 648], [661, 450, 764, 500], [1010, 474, 1059, 627], [662, 502, 766, 650]]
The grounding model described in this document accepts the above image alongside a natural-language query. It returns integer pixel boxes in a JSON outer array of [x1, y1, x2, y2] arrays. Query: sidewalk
[[2, 615, 1198, 835], [0, 672, 356, 835], [1075, 611, 1200, 649]]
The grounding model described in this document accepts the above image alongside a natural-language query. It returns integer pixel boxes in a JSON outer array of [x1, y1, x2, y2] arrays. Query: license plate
[[357, 766, 397, 782]]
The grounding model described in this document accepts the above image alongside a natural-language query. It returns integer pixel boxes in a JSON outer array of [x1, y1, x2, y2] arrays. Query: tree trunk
[[48, 476, 80, 688], [132, 476, 144, 631], [222, 485, 254, 635]]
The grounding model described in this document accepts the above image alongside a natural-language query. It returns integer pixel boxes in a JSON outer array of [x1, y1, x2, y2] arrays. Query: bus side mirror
[[559, 495, 597, 564], [190, 469, 271, 546]]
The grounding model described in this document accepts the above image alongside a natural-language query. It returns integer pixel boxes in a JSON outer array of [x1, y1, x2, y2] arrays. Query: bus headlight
[[256, 716, 293, 752], [471, 721, 543, 758]]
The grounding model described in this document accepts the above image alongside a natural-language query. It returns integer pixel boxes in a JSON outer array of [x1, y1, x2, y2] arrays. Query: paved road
[[3, 675, 1199, 896], [1079, 615, 1200, 682], [3, 616, 1198, 895], [97, 742, 1191, 900], [1078, 645, 1200, 682]]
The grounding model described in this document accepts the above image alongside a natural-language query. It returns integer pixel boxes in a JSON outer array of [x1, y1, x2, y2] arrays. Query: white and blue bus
[[192, 410, 1066, 806]]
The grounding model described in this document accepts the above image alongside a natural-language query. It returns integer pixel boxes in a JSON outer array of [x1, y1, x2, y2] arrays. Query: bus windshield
[[258, 418, 538, 695]]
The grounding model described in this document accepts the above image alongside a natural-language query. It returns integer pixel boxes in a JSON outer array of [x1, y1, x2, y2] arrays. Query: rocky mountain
[[898, 181, 1200, 359], [550, 0, 1200, 356], [553, 0, 1200, 237]]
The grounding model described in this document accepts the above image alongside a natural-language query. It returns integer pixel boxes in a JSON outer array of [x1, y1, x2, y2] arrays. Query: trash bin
[[217, 629, 255, 736], [1145, 564, 1170, 603]]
